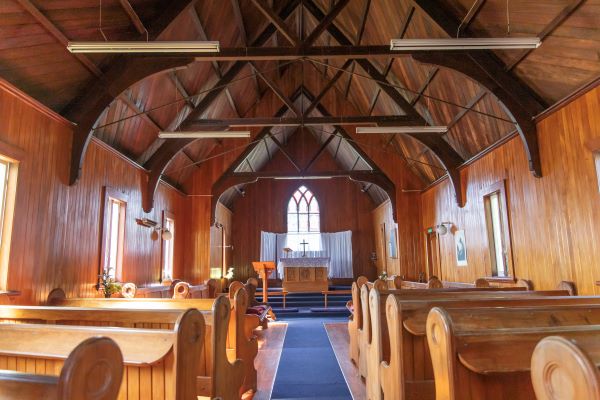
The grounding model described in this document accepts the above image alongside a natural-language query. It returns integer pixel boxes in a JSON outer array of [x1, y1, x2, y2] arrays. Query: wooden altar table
[[279, 257, 330, 292]]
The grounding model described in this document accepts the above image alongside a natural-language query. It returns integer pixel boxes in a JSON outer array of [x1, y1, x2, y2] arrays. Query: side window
[[100, 188, 127, 281], [0, 154, 19, 290], [483, 181, 513, 279], [161, 211, 175, 282]]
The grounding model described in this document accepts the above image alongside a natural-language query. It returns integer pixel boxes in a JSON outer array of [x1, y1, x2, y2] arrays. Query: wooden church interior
[[0, 0, 599, 398]]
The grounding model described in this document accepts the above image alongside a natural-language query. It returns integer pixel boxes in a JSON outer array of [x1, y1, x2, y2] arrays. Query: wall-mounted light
[[434, 222, 453, 235], [136, 218, 172, 240]]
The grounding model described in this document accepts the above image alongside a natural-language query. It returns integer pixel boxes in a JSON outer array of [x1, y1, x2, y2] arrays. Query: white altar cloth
[[277, 257, 330, 277]]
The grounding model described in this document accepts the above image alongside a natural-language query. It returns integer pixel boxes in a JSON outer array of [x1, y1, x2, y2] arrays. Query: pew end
[[0, 336, 123, 400], [531, 335, 600, 400]]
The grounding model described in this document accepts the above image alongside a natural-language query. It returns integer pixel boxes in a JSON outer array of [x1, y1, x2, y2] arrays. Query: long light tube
[[67, 41, 220, 53], [356, 126, 448, 134], [390, 37, 541, 51], [158, 131, 250, 139]]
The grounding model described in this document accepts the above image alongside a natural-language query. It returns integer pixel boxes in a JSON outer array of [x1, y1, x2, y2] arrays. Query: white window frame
[[0, 141, 22, 291], [482, 180, 515, 281], [100, 187, 127, 281], [161, 210, 175, 282]]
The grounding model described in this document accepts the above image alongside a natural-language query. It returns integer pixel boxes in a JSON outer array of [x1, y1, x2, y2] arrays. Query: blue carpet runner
[[271, 317, 352, 399]]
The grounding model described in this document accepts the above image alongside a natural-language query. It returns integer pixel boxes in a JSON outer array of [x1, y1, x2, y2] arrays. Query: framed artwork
[[454, 230, 468, 266], [389, 226, 398, 259]]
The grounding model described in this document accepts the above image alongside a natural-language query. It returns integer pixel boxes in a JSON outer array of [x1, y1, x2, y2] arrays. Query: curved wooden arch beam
[[63, 0, 199, 185], [67, 56, 196, 185], [412, 0, 546, 177]]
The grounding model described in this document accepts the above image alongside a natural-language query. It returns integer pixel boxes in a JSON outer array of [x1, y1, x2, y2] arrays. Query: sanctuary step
[[257, 287, 352, 319]]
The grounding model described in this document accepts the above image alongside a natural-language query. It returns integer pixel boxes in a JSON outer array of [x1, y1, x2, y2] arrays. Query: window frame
[[161, 210, 175, 282], [482, 180, 515, 282], [100, 187, 127, 282], [286, 186, 320, 233], [594, 150, 600, 193], [0, 140, 23, 291]]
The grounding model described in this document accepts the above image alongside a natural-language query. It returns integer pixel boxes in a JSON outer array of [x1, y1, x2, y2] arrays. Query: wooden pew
[[356, 279, 387, 377], [0, 309, 204, 400], [348, 276, 368, 367], [0, 299, 244, 399], [172, 281, 210, 299], [0, 336, 123, 400], [426, 306, 600, 400], [531, 335, 600, 400], [47, 288, 257, 396], [364, 288, 574, 400], [230, 279, 271, 328]]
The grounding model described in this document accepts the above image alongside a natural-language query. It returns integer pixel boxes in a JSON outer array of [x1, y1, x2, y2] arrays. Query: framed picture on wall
[[455, 230, 468, 266]]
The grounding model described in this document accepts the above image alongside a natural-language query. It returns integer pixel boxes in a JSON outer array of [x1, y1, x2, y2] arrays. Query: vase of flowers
[[98, 270, 122, 298], [379, 271, 388, 281]]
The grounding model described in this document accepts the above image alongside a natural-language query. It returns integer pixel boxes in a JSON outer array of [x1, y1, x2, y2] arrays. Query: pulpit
[[279, 257, 330, 292], [252, 261, 276, 302]]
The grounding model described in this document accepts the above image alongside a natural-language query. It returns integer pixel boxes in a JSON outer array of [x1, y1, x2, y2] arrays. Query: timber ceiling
[[1, 0, 598, 205]]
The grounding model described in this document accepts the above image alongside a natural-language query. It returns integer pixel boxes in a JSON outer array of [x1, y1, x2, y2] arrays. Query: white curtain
[[260, 231, 288, 278], [261, 230, 353, 279], [321, 231, 353, 278]]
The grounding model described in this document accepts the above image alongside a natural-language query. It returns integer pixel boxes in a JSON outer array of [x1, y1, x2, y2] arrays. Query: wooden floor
[[249, 322, 288, 400], [324, 322, 366, 400]]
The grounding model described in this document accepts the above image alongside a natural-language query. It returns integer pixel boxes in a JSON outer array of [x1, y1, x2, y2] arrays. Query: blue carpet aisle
[[271, 317, 352, 400]]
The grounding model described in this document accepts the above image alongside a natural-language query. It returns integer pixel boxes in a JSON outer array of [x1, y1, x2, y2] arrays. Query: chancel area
[[0, 0, 599, 399]]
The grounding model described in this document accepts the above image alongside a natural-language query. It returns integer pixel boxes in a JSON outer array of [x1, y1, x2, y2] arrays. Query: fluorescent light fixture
[[158, 131, 250, 139], [273, 176, 333, 180], [390, 37, 541, 51], [67, 41, 220, 53], [356, 126, 448, 134]]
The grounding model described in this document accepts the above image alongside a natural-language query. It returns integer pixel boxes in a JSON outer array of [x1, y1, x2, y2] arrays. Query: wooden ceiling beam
[[141, 1, 302, 211], [268, 132, 302, 171], [304, 59, 353, 115], [412, 0, 546, 178], [302, 0, 350, 47], [303, 131, 337, 172], [250, 62, 301, 116], [188, 8, 241, 117], [185, 114, 420, 128], [15, 0, 102, 77], [249, 0, 299, 45], [230, 0, 261, 103], [118, 0, 147, 35], [62, 0, 198, 185], [456, 0, 486, 37], [506, 0, 586, 71]]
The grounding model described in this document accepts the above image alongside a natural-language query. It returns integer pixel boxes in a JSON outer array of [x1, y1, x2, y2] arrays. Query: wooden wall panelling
[[0, 84, 186, 304], [421, 85, 600, 295]]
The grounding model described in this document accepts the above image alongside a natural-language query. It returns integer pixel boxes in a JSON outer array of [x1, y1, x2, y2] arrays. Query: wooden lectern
[[252, 261, 276, 302]]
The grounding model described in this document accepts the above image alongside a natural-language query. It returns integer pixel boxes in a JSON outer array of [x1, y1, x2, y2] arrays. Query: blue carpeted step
[[271, 307, 299, 313], [309, 307, 350, 313]]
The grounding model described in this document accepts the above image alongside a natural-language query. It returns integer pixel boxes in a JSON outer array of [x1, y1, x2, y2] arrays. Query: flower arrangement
[[379, 271, 388, 280], [225, 267, 235, 280], [98, 270, 122, 298]]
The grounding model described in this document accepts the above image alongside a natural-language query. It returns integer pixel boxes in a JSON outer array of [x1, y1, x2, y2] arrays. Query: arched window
[[287, 186, 320, 233], [286, 186, 321, 252]]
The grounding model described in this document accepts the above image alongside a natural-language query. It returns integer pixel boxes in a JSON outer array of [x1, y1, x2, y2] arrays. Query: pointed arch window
[[287, 186, 320, 233], [286, 186, 321, 252]]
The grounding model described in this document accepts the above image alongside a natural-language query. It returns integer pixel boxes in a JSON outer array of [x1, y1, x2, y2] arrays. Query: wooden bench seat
[[230, 280, 272, 328], [363, 287, 577, 400], [47, 288, 256, 397], [356, 284, 566, 384], [322, 289, 351, 308], [426, 307, 600, 400], [0, 309, 204, 400], [0, 336, 123, 400]]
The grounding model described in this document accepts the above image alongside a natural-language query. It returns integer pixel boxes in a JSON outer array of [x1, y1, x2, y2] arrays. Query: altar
[[279, 257, 330, 292]]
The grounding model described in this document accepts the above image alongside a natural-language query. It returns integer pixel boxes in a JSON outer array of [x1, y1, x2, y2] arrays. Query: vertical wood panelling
[[0, 84, 185, 304], [372, 200, 401, 278], [421, 86, 600, 295]]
